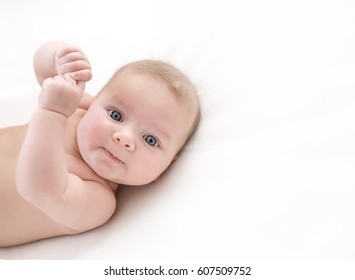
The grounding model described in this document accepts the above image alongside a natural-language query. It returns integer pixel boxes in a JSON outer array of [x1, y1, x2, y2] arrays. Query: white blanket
[[1, 0, 355, 259]]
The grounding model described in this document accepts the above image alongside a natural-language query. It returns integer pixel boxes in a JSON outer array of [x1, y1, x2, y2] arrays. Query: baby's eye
[[108, 109, 123, 122], [143, 135, 159, 147]]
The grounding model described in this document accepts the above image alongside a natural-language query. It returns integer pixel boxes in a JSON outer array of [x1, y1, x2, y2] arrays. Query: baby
[[0, 41, 200, 247]]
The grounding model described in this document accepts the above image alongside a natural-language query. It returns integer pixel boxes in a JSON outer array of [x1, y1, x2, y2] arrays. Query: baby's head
[[109, 60, 200, 146], [77, 60, 200, 185]]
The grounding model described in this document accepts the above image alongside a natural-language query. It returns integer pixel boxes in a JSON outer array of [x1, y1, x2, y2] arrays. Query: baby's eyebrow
[[109, 95, 126, 109], [150, 123, 171, 142], [147, 117, 172, 141]]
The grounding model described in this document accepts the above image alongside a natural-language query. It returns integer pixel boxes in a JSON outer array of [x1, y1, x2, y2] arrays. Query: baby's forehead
[[101, 69, 197, 122], [104, 78, 189, 111], [103, 72, 180, 101]]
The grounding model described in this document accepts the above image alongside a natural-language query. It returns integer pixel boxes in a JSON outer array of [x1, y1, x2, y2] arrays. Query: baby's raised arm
[[33, 41, 92, 87], [16, 44, 116, 233]]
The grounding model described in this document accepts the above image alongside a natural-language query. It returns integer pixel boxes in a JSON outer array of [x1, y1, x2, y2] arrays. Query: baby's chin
[[87, 160, 164, 186], [104, 175, 159, 187], [95, 171, 152, 186]]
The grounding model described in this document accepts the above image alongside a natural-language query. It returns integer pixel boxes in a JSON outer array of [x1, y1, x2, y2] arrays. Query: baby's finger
[[59, 60, 91, 75], [76, 80, 86, 92], [55, 45, 82, 60], [70, 69, 93, 82], [65, 73, 85, 91], [58, 51, 90, 65], [53, 75, 65, 81], [63, 73, 78, 87]]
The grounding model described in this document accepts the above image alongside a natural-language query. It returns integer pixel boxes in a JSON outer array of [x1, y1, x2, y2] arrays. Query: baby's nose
[[113, 131, 135, 151]]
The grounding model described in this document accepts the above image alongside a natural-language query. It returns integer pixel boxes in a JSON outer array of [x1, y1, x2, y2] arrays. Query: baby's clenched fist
[[38, 74, 83, 117], [54, 45, 92, 90]]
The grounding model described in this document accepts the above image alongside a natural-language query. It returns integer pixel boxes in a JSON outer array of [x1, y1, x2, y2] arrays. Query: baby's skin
[[0, 42, 193, 247], [0, 107, 114, 247]]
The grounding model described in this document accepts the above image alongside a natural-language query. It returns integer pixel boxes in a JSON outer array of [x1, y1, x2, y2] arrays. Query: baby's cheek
[[77, 113, 104, 147], [85, 113, 104, 135], [86, 120, 100, 137], [139, 154, 171, 181]]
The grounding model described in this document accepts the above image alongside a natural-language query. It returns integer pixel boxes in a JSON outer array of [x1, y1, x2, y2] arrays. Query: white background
[[0, 0, 355, 260]]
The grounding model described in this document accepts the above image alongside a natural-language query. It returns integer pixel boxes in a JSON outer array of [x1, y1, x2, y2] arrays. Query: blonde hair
[[109, 60, 200, 150]]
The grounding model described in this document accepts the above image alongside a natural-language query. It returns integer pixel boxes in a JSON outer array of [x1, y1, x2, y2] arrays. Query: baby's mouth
[[104, 148, 124, 164]]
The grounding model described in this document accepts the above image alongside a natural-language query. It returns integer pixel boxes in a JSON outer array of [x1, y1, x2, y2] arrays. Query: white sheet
[[1, 0, 355, 259]]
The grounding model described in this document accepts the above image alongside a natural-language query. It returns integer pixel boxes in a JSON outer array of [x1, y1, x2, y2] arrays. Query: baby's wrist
[[37, 104, 72, 119]]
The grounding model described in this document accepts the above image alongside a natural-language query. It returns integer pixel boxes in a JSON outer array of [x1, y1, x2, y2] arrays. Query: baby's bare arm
[[16, 73, 115, 232]]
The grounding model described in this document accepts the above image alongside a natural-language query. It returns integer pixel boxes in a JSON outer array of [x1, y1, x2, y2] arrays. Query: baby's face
[[76, 72, 190, 185]]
